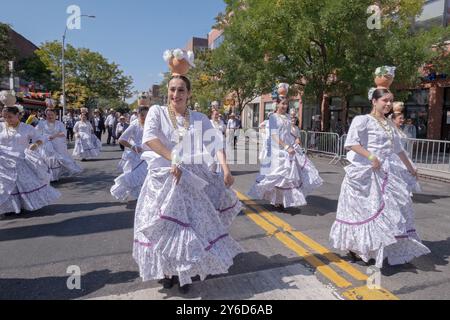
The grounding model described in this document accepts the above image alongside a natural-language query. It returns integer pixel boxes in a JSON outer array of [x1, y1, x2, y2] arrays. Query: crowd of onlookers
[[0, 105, 138, 151]]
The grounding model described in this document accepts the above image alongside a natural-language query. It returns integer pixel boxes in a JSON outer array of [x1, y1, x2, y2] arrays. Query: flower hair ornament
[[0, 90, 17, 107], [163, 48, 195, 76], [137, 91, 151, 107], [368, 87, 377, 101]]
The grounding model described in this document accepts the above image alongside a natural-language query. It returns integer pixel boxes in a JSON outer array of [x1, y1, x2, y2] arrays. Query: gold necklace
[[168, 104, 190, 141], [371, 114, 394, 146], [5, 122, 20, 139]]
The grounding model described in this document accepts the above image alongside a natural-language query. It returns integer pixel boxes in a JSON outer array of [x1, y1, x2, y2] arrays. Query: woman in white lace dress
[[330, 88, 430, 268], [0, 106, 61, 215], [133, 75, 242, 294], [110, 106, 149, 201], [209, 107, 226, 174], [248, 97, 323, 209], [73, 113, 102, 161], [36, 108, 82, 181]]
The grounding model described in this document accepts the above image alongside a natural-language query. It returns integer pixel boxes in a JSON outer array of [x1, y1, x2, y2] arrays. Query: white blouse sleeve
[[119, 123, 135, 143], [393, 129, 404, 154], [27, 124, 43, 143], [344, 115, 369, 149], [57, 121, 66, 134], [73, 121, 80, 133], [142, 105, 162, 145]]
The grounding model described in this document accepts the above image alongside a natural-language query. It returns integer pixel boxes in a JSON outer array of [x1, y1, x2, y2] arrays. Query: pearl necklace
[[168, 105, 190, 142]]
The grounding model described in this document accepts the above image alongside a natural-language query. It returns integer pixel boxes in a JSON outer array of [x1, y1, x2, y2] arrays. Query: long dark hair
[[372, 88, 392, 102], [3, 106, 20, 115]]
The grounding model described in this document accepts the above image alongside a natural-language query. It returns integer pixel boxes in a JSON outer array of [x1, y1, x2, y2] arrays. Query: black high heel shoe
[[160, 276, 175, 289], [348, 251, 362, 263], [178, 283, 191, 294]]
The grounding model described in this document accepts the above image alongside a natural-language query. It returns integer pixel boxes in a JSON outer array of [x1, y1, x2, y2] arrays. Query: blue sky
[[0, 0, 225, 100]]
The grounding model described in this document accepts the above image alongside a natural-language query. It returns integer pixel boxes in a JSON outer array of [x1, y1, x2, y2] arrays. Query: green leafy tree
[[0, 23, 16, 78], [218, 0, 450, 128], [34, 41, 133, 109]]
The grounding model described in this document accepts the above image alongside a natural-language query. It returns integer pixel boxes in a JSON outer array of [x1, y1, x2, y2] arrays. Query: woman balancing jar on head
[[73, 112, 102, 161], [133, 49, 242, 294], [110, 106, 150, 202], [209, 105, 226, 174], [329, 85, 430, 268], [0, 97, 61, 216], [248, 84, 323, 210], [36, 108, 83, 182]]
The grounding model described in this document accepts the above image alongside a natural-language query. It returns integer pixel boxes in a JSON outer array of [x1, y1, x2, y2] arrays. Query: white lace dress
[[248, 113, 323, 208], [329, 115, 430, 268], [0, 122, 61, 214], [36, 120, 82, 181], [110, 120, 147, 201], [133, 105, 242, 287], [73, 121, 102, 159], [209, 119, 226, 174]]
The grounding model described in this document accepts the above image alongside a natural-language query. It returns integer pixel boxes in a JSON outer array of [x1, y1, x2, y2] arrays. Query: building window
[[264, 102, 275, 120], [404, 89, 429, 139], [212, 34, 224, 49], [348, 95, 371, 122]]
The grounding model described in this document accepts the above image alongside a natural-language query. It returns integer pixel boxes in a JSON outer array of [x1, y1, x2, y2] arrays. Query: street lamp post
[[62, 15, 95, 118]]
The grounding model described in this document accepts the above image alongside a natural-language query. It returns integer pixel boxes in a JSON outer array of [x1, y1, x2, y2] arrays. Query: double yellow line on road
[[235, 190, 399, 300]]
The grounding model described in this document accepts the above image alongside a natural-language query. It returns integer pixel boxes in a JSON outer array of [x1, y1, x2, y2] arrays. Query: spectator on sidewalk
[[91, 109, 105, 141], [64, 111, 76, 142], [115, 116, 129, 151], [403, 118, 417, 139], [105, 109, 117, 145]]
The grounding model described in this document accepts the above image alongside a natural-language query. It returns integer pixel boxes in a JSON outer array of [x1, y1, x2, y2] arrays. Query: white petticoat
[[0, 148, 61, 214], [248, 146, 323, 208], [110, 158, 147, 201], [73, 132, 102, 159], [39, 141, 83, 181], [133, 164, 243, 286], [330, 155, 430, 268]]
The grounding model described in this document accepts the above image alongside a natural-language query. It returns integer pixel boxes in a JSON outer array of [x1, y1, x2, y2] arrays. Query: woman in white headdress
[[209, 104, 226, 173], [36, 108, 83, 181], [73, 112, 102, 161], [249, 86, 323, 209], [330, 83, 430, 268], [0, 100, 61, 216], [111, 106, 149, 201], [118, 93, 150, 172], [133, 49, 242, 294]]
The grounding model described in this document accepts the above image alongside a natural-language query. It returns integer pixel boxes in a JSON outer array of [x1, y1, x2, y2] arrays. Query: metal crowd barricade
[[330, 134, 348, 165], [405, 138, 450, 174], [299, 130, 308, 149], [305, 131, 340, 163]]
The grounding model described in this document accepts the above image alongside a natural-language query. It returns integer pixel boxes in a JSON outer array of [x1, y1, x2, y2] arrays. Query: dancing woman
[[36, 108, 82, 181], [133, 49, 242, 294], [249, 94, 323, 209], [0, 105, 60, 215], [73, 112, 102, 161], [330, 88, 430, 267], [110, 106, 149, 201]]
